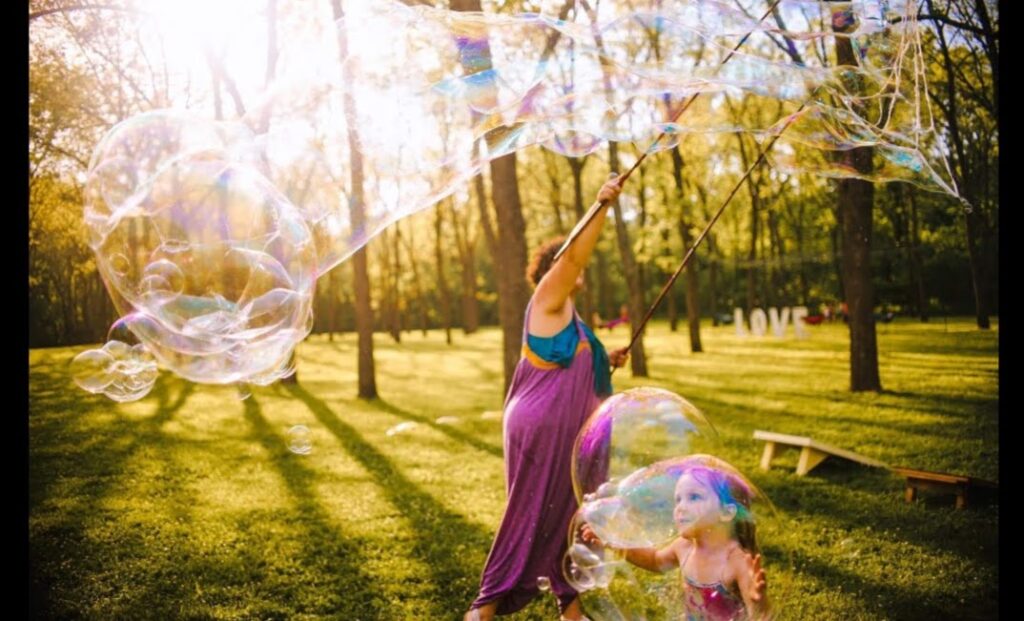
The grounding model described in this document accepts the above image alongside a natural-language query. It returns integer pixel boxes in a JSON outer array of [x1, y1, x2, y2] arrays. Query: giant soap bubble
[[84, 111, 316, 391], [80, 0, 958, 395], [572, 387, 718, 505]]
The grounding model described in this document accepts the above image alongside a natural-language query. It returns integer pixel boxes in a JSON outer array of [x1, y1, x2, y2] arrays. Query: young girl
[[583, 457, 770, 621]]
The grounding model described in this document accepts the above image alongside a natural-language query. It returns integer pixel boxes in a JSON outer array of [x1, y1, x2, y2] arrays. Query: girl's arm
[[580, 525, 679, 573], [623, 542, 679, 573]]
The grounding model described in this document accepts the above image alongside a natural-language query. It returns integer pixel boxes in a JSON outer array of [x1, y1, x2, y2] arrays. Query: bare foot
[[465, 602, 497, 621]]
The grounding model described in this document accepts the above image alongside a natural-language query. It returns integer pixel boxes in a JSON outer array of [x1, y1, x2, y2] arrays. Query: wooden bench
[[892, 467, 998, 510], [753, 430, 889, 476]]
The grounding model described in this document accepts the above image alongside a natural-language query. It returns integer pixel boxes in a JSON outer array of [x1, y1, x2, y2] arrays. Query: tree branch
[[30, 4, 141, 22]]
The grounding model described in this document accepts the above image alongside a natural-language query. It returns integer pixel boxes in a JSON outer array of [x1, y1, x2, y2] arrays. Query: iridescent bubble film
[[572, 387, 717, 504], [82, 0, 956, 393]]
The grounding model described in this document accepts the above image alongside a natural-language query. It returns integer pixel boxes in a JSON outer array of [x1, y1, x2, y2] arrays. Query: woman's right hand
[[609, 346, 630, 368]]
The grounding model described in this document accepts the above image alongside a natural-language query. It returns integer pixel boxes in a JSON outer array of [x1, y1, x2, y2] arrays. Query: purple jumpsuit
[[471, 303, 604, 615]]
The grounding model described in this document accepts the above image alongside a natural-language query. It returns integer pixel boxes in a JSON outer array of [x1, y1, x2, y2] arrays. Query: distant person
[[602, 304, 630, 331]]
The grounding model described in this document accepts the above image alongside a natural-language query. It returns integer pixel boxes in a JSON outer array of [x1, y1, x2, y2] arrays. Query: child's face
[[673, 473, 733, 536]]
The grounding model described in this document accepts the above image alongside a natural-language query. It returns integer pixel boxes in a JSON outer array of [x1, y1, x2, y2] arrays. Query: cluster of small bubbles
[[562, 515, 621, 595], [83, 110, 317, 392], [70, 315, 159, 402]]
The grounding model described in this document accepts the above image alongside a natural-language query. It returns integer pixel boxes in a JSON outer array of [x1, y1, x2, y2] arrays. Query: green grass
[[29, 318, 998, 620]]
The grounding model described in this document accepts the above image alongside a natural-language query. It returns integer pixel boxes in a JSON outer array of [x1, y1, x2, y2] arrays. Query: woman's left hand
[[609, 347, 630, 368]]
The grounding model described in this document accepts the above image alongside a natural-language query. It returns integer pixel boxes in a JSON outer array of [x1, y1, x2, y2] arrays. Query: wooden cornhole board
[[754, 430, 888, 476], [892, 467, 998, 510]]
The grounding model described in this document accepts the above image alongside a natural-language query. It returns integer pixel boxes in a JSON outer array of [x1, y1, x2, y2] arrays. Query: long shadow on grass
[[235, 396, 389, 619], [323, 336, 503, 356], [675, 390, 992, 445], [372, 398, 503, 458], [756, 460, 998, 566], [650, 368, 996, 424], [287, 384, 495, 615], [29, 376, 195, 619], [780, 545, 997, 621]]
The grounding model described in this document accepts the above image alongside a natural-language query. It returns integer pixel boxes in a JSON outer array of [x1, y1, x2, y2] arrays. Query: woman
[[465, 176, 630, 621]]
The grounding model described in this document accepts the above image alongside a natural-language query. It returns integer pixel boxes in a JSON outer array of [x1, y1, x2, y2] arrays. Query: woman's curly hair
[[526, 235, 567, 288]]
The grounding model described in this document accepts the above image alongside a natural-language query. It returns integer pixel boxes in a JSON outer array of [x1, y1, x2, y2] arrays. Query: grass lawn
[[29, 318, 998, 620]]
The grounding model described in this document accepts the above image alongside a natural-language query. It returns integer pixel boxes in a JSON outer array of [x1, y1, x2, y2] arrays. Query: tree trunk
[[768, 208, 785, 305], [735, 134, 760, 313], [435, 202, 454, 345], [398, 220, 429, 337], [390, 227, 403, 342], [333, 0, 376, 399], [597, 248, 611, 321], [835, 15, 881, 392], [450, 200, 480, 334], [964, 209, 991, 329], [670, 146, 702, 352], [928, 0, 990, 329], [907, 189, 928, 321], [608, 142, 648, 376], [662, 226, 679, 332], [452, 0, 529, 394], [795, 203, 809, 305], [491, 153, 530, 392]]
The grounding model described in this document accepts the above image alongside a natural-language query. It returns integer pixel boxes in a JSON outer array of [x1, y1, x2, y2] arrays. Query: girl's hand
[[742, 553, 768, 603], [580, 524, 603, 546], [609, 347, 630, 368]]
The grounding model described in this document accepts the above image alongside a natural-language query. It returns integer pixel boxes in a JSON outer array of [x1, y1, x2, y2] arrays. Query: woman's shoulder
[[526, 297, 576, 338]]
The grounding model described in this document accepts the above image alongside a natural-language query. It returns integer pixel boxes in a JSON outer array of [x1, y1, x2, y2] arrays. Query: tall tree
[[924, 0, 998, 329], [449, 198, 481, 334], [434, 202, 454, 345], [451, 0, 558, 393], [669, 146, 703, 353], [833, 7, 881, 391], [332, 0, 376, 398]]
